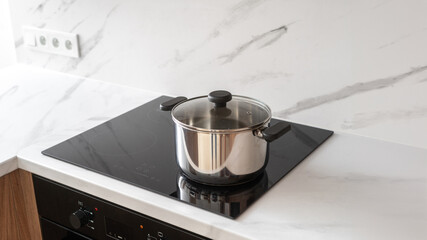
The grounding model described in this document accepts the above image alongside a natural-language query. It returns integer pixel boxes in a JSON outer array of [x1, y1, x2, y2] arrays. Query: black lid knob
[[208, 90, 232, 108], [69, 209, 89, 229]]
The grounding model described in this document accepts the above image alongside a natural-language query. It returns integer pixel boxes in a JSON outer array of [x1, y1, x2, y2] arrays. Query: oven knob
[[69, 209, 89, 229]]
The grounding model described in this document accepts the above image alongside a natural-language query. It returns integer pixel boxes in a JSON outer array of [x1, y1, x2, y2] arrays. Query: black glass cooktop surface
[[42, 96, 333, 219]]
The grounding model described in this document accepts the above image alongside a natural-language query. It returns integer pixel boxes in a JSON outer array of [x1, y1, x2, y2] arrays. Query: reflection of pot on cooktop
[[177, 172, 269, 218]]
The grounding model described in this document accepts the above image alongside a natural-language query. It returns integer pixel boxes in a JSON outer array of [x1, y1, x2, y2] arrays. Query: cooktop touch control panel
[[33, 175, 209, 240]]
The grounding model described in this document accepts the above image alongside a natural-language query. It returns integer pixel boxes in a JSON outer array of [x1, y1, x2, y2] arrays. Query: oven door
[[40, 217, 92, 240]]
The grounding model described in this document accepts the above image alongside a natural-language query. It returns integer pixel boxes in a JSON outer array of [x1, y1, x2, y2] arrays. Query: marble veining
[[219, 24, 288, 64], [237, 71, 290, 85], [0, 85, 19, 101], [377, 33, 412, 50], [69, 16, 89, 32], [276, 65, 427, 117], [53, 0, 78, 15], [78, 5, 119, 60], [55, 4, 119, 74], [20, 78, 84, 148], [161, 0, 269, 67], [33, 0, 49, 13], [31, 0, 78, 15], [84, 59, 112, 77], [342, 107, 427, 130], [56, 77, 85, 103]]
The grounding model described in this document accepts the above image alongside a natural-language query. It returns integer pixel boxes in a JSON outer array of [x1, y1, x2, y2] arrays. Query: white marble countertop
[[2, 65, 427, 239], [0, 64, 160, 176]]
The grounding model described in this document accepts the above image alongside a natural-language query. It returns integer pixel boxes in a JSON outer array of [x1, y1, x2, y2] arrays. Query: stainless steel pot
[[161, 90, 290, 185]]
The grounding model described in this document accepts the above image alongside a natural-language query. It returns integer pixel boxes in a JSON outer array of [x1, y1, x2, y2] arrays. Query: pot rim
[[171, 94, 272, 133]]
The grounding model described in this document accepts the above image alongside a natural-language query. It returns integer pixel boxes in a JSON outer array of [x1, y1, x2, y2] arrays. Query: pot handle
[[261, 122, 291, 142], [160, 96, 187, 111]]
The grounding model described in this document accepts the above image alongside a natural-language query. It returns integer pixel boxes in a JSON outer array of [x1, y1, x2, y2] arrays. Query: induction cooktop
[[42, 96, 333, 219]]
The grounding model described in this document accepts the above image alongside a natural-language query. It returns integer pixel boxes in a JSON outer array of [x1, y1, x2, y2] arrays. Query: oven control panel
[[33, 175, 209, 240]]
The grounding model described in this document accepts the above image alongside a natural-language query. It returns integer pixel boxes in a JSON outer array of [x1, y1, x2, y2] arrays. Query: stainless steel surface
[[175, 122, 269, 185]]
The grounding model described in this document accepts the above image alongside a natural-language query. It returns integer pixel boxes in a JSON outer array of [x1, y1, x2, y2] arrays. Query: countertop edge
[[16, 151, 249, 240], [0, 156, 18, 178]]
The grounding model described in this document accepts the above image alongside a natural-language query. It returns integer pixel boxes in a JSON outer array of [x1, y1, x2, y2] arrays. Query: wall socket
[[22, 26, 80, 58]]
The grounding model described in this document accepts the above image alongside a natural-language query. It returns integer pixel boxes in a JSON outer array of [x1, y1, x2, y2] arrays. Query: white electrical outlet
[[22, 26, 80, 58]]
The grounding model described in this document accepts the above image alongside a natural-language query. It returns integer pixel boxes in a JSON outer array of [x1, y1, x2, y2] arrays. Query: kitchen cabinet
[[0, 169, 42, 239]]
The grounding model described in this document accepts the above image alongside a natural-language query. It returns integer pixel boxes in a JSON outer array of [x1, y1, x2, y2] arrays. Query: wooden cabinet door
[[0, 169, 42, 240]]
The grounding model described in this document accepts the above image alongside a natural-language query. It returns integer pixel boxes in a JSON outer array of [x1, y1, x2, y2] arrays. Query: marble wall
[[8, 0, 427, 149], [0, 0, 15, 68]]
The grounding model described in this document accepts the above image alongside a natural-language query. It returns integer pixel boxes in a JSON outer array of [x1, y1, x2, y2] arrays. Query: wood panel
[[13, 169, 42, 240], [0, 170, 42, 240], [1, 171, 20, 239]]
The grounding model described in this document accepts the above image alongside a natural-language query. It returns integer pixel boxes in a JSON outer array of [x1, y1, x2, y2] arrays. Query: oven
[[33, 175, 209, 240]]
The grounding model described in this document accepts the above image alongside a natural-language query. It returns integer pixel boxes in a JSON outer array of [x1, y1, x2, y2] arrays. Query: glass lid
[[171, 91, 271, 131]]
